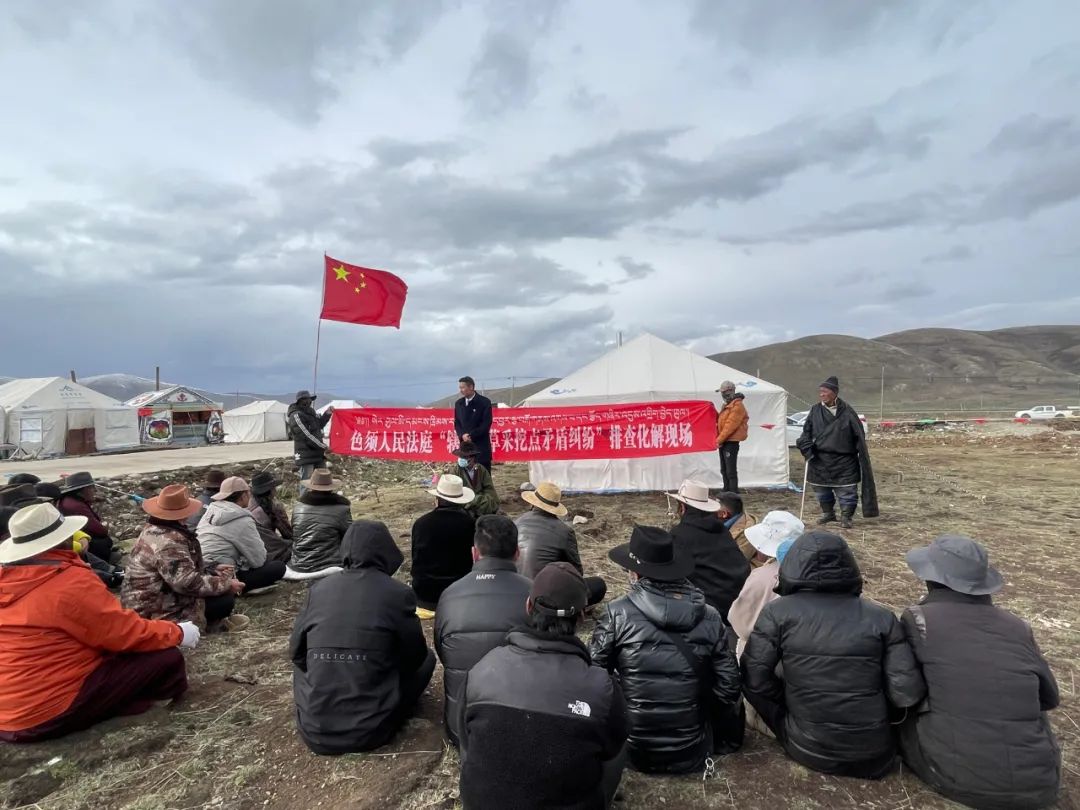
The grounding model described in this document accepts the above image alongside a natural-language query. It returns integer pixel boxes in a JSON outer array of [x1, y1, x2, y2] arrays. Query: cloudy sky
[[2, 1, 1079, 403]]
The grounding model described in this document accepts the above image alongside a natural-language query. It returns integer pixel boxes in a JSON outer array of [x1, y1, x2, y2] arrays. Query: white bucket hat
[[743, 511, 805, 559], [427, 474, 475, 505], [669, 480, 721, 513], [0, 502, 88, 564]]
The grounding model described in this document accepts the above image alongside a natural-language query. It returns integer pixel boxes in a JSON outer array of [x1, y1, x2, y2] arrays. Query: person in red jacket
[[715, 381, 749, 493], [57, 471, 118, 564], [0, 502, 198, 743]]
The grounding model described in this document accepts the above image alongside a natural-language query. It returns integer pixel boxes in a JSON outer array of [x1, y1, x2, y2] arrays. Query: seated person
[[717, 492, 762, 568], [197, 476, 286, 593], [742, 530, 925, 779], [0, 503, 198, 743], [57, 471, 119, 564], [900, 535, 1061, 810], [435, 514, 530, 746], [248, 471, 293, 564], [186, 469, 226, 530], [6, 473, 40, 486], [289, 469, 351, 574], [291, 520, 435, 754], [515, 482, 606, 607], [591, 526, 742, 773], [449, 441, 499, 517], [410, 475, 476, 618], [459, 562, 628, 809], [123, 484, 248, 633], [669, 480, 750, 621]]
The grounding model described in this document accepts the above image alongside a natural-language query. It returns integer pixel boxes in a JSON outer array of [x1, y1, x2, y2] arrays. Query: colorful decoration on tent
[[139, 409, 173, 443]]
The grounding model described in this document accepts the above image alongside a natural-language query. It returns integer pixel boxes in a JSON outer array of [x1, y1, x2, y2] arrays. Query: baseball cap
[[530, 561, 588, 618]]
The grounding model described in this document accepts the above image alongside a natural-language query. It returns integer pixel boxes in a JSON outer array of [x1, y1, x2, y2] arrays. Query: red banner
[[329, 401, 719, 462]]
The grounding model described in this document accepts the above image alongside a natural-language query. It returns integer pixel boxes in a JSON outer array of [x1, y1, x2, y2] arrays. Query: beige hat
[[521, 481, 568, 517], [427, 474, 475, 505], [669, 480, 721, 513], [210, 476, 251, 501], [0, 502, 88, 564], [305, 468, 341, 492]]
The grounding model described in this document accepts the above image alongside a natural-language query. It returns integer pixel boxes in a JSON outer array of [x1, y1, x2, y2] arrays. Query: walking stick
[[798, 460, 809, 522]]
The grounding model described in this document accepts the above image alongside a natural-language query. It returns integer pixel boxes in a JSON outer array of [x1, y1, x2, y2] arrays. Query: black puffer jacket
[[742, 531, 926, 778], [671, 508, 750, 621], [287, 402, 331, 466], [589, 579, 741, 774], [290, 521, 430, 754], [434, 556, 531, 746], [290, 490, 352, 573]]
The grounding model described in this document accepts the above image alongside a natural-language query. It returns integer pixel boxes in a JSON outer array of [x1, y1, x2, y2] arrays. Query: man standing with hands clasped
[[454, 377, 493, 472], [714, 381, 748, 494]]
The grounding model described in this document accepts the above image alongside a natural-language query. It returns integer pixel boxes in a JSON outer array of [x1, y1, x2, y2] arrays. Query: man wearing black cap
[[591, 526, 742, 774], [795, 376, 877, 529], [287, 391, 333, 491], [458, 561, 628, 809]]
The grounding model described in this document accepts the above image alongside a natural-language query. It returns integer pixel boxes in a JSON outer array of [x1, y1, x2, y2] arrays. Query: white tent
[[522, 333, 789, 492], [0, 377, 139, 458], [317, 400, 361, 437], [223, 400, 289, 444]]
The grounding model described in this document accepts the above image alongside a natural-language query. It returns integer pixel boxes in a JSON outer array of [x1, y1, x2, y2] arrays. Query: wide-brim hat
[[203, 469, 227, 491], [744, 511, 806, 558], [0, 502, 87, 564], [142, 484, 204, 521], [609, 525, 694, 581], [59, 471, 95, 494], [669, 480, 720, 513], [306, 469, 341, 492], [295, 389, 317, 402], [427, 474, 475, 505], [521, 481, 568, 517], [250, 472, 280, 495], [0, 484, 46, 509], [906, 534, 1003, 595], [453, 440, 480, 459]]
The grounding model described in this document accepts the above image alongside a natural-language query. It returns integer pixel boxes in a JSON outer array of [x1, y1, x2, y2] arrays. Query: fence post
[[879, 366, 885, 422]]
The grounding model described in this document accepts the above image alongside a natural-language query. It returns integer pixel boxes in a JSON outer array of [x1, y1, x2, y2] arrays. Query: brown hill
[[711, 326, 1080, 415], [428, 377, 559, 408]]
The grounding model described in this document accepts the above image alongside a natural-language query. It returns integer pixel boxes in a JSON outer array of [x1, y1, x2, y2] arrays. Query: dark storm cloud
[[987, 115, 1080, 153]]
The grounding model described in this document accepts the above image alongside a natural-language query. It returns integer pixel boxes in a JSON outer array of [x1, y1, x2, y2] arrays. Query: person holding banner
[[288, 391, 333, 492], [454, 377, 493, 471]]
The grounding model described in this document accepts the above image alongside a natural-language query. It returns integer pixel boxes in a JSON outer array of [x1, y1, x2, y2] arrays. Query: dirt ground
[[3, 431, 1078, 810]]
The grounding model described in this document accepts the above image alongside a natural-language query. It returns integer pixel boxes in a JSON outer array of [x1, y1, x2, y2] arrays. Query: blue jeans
[[814, 484, 858, 513]]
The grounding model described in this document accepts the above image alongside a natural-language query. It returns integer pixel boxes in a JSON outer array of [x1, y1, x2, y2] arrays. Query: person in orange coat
[[715, 381, 749, 493], [0, 502, 198, 743]]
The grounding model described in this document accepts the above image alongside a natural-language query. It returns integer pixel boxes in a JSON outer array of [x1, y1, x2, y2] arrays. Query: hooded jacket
[[287, 402, 331, 467], [196, 500, 267, 570], [434, 556, 531, 746], [715, 393, 749, 445], [0, 550, 183, 732], [290, 490, 352, 573], [410, 503, 475, 608], [671, 507, 750, 621], [290, 521, 430, 754], [589, 579, 741, 774], [899, 587, 1061, 810], [741, 532, 925, 778]]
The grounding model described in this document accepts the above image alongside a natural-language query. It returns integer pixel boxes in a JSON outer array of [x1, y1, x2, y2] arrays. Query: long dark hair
[[253, 490, 279, 531]]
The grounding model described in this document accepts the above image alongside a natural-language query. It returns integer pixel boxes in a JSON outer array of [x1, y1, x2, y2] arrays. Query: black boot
[[840, 510, 854, 529], [817, 508, 837, 525]]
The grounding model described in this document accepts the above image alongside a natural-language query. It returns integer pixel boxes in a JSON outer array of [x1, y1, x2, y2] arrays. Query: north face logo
[[567, 700, 591, 717]]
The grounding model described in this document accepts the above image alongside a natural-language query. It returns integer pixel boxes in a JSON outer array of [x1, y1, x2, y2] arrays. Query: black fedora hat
[[60, 471, 95, 494], [0, 484, 45, 509], [250, 471, 280, 496], [609, 525, 694, 581]]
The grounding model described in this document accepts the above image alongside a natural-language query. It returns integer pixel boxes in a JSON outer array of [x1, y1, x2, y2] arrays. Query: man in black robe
[[795, 376, 878, 529], [453, 376, 493, 471]]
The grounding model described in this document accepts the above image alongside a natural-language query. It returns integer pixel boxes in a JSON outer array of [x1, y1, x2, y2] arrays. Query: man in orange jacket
[[715, 381, 749, 493], [0, 502, 199, 742]]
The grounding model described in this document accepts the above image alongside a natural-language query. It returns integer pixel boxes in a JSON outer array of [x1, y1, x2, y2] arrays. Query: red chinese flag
[[320, 256, 408, 328]]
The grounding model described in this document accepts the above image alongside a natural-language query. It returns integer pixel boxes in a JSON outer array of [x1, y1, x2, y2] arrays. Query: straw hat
[[669, 480, 720, 513], [427, 474, 475, 505], [211, 476, 251, 501], [142, 484, 204, 521], [305, 469, 341, 492], [0, 502, 87, 564], [521, 481, 568, 517]]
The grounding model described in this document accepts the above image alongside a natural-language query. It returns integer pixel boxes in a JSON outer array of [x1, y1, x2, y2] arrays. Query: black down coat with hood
[[589, 579, 741, 774], [290, 520, 430, 754], [741, 531, 926, 779]]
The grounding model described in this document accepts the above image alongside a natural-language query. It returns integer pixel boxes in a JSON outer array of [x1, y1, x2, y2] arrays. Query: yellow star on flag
[[333, 264, 350, 281]]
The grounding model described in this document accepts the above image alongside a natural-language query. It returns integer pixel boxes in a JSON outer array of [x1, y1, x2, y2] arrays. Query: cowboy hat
[[0, 502, 87, 564], [202, 469, 227, 491], [59, 471, 95, 494], [427, 474, 475, 505], [0, 484, 46, 509], [294, 389, 317, 402], [521, 481, 568, 517], [609, 525, 694, 581], [669, 480, 720, 513], [453, 440, 481, 458], [744, 511, 805, 559], [250, 471, 280, 496], [210, 476, 251, 501], [906, 534, 1003, 596], [142, 484, 204, 521], [305, 468, 341, 492]]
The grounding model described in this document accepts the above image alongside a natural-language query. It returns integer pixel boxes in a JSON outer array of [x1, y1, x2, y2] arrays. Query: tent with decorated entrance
[[127, 386, 225, 446], [223, 400, 289, 444], [522, 333, 789, 492]]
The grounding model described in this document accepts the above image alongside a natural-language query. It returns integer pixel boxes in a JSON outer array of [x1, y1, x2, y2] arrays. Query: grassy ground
[[3, 431, 1078, 809]]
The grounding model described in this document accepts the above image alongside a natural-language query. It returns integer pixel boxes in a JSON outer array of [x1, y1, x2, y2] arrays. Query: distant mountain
[[428, 378, 559, 408], [710, 325, 1080, 412]]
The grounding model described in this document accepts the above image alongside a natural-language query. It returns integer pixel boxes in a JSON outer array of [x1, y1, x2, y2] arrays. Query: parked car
[[786, 411, 869, 447], [1014, 405, 1073, 420]]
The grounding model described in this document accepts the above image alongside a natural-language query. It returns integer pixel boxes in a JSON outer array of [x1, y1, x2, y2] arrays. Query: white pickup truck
[[1014, 405, 1074, 420]]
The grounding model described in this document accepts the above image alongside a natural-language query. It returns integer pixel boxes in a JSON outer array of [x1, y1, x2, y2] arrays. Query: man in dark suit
[[454, 376, 493, 471]]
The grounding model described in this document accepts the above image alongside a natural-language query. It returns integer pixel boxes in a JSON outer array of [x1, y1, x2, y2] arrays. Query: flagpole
[[313, 253, 327, 393]]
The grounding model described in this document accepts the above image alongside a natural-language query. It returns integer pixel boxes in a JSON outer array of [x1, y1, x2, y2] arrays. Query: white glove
[[178, 621, 201, 649]]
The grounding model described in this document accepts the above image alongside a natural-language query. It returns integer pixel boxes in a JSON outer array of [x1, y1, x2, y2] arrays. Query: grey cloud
[[923, 244, 974, 263], [837, 268, 886, 285], [616, 256, 657, 282], [988, 114, 1080, 153], [367, 138, 465, 168], [881, 280, 934, 300], [978, 150, 1080, 220]]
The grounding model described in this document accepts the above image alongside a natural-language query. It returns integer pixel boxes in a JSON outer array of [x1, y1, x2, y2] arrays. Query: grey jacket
[[290, 491, 352, 573], [515, 509, 582, 579], [196, 500, 267, 570]]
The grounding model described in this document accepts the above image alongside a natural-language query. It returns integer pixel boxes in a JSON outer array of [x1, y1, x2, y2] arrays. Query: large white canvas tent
[[0, 377, 139, 458], [223, 400, 288, 444], [317, 400, 361, 437], [523, 333, 789, 492]]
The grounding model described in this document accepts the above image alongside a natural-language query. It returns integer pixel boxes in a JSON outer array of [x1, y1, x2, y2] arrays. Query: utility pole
[[617, 331, 623, 347], [879, 365, 885, 422], [509, 376, 516, 407], [155, 366, 161, 391], [69, 369, 76, 382]]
